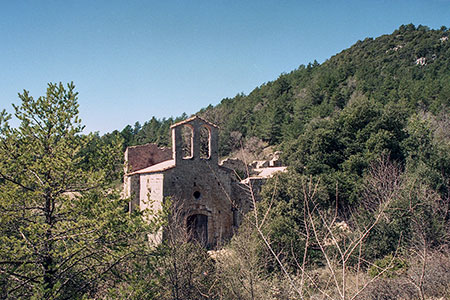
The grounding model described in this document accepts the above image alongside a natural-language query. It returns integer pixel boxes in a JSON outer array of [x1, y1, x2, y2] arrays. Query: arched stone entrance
[[186, 214, 208, 247]]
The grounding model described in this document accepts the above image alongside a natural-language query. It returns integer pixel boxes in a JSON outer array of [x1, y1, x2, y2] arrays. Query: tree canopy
[[0, 83, 160, 299]]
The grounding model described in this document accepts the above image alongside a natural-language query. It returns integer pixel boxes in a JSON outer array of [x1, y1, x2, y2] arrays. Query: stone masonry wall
[[163, 163, 234, 248], [124, 116, 280, 248], [125, 143, 172, 173]]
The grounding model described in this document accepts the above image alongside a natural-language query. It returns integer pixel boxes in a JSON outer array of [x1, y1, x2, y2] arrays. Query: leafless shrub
[[356, 278, 417, 300], [230, 136, 268, 162], [357, 250, 450, 300], [215, 150, 448, 300], [361, 155, 403, 215], [213, 152, 403, 300], [214, 221, 273, 300], [157, 201, 216, 300], [407, 250, 450, 299]]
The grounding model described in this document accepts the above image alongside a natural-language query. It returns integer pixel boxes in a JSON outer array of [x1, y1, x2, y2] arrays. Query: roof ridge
[[170, 115, 219, 129]]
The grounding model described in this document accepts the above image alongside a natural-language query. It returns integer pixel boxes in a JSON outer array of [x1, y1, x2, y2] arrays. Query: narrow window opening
[[199, 126, 210, 159], [193, 191, 201, 199], [181, 125, 193, 159]]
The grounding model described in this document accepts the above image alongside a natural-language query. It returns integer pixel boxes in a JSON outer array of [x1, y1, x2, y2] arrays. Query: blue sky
[[1, 0, 449, 133]]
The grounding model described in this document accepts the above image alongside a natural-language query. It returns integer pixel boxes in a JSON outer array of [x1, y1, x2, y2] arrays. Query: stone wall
[[125, 143, 172, 173], [125, 174, 140, 211], [139, 173, 165, 213], [163, 161, 235, 248], [123, 116, 287, 249]]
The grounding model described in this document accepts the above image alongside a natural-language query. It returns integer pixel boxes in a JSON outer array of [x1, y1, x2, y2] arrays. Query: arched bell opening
[[181, 124, 194, 159], [199, 125, 211, 159]]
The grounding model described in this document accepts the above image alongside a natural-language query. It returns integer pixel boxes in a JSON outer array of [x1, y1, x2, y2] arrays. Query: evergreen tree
[[0, 83, 159, 299]]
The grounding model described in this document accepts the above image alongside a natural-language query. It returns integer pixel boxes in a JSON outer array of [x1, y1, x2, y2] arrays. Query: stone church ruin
[[123, 116, 286, 248]]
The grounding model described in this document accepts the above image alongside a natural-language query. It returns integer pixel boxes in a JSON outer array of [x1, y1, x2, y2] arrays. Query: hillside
[[188, 25, 449, 299], [119, 25, 449, 155], [116, 24, 449, 208], [198, 24, 449, 154], [67, 24, 450, 299], [2, 24, 449, 299]]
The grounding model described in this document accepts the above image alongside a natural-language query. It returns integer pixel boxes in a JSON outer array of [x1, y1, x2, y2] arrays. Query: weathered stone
[[124, 143, 172, 173], [124, 116, 287, 248], [220, 157, 248, 179]]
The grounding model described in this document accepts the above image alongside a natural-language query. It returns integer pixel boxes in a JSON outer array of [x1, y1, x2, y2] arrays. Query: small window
[[193, 191, 201, 199]]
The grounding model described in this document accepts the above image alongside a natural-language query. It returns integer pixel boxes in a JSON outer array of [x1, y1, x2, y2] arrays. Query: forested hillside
[[200, 24, 449, 151], [2, 24, 449, 299], [117, 24, 449, 209], [107, 24, 450, 298]]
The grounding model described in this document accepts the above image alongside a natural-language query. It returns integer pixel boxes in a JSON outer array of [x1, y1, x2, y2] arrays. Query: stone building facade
[[124, 116, 286, 248]]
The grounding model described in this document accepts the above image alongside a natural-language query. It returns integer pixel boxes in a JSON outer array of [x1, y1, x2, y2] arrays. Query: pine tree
[[0, 83, 159, 299]]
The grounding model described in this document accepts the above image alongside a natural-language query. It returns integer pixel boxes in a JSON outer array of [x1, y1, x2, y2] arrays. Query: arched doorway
[[186, 214, 208, 247]]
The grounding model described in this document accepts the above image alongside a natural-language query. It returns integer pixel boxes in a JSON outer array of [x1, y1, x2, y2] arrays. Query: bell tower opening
[[181, 124, 193, 159], [171, 116, 219, 165], [199, 125, 210, 159]]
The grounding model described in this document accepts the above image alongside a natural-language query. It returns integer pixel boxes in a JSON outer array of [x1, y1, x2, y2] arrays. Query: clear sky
[[1, 0, 449, 133]]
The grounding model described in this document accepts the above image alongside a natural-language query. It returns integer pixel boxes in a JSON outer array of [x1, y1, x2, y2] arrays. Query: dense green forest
[[116, 23, 449, 210], [1, 24, 449, 299]]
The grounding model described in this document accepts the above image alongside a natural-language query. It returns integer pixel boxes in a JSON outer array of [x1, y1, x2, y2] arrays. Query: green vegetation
[[115, 23, 449, 214], [0, 83, 163, 299], [117, 24, 449, 299], [197, 24, 449, 209], [1, 24, 449, 299]]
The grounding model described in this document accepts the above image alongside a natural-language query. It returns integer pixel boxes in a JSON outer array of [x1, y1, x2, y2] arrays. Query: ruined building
[[123, 116, 286, 248]]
